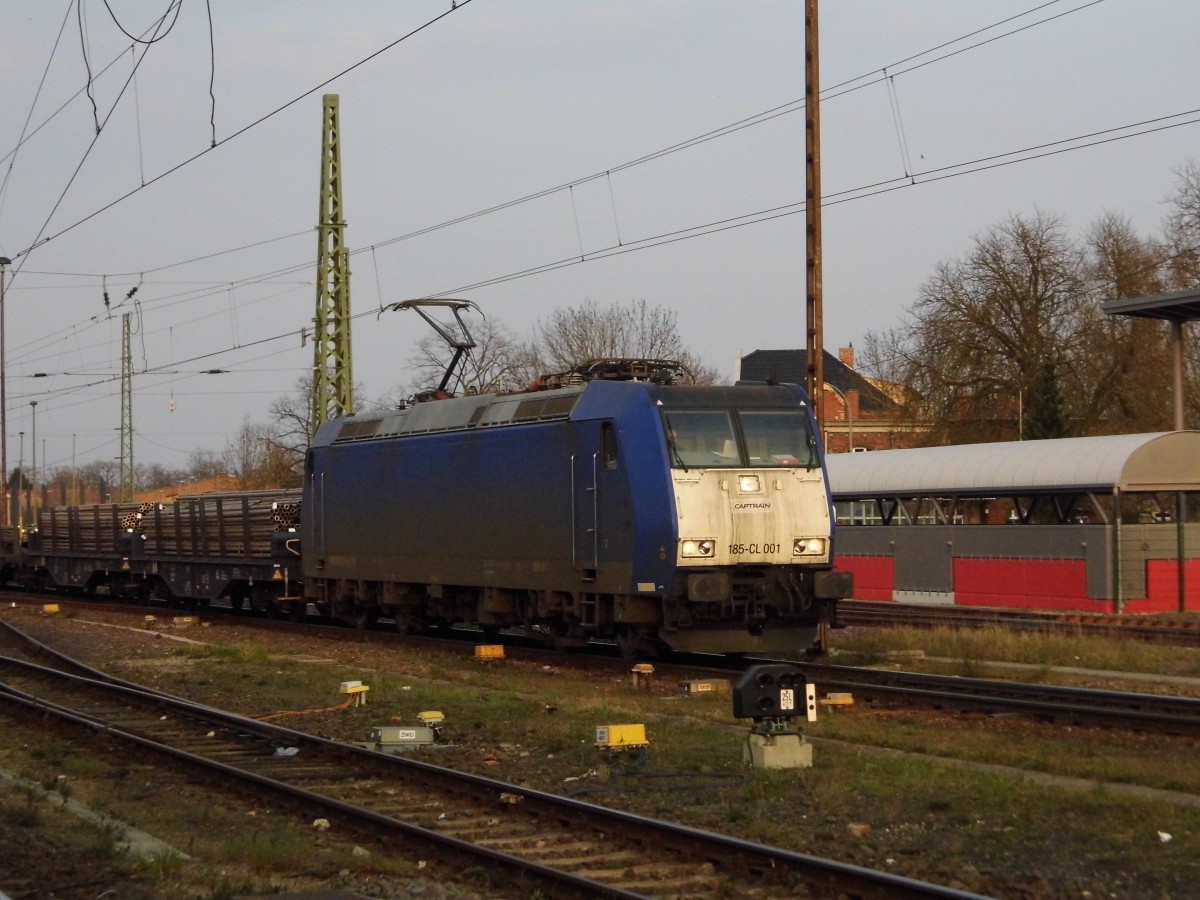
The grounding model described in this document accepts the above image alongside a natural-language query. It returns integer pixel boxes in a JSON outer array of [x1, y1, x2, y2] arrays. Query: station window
[[836, 500, 880, 525]]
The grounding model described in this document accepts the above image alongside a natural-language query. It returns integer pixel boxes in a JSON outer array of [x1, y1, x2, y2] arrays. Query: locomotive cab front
[[652, 384, 851, 654]]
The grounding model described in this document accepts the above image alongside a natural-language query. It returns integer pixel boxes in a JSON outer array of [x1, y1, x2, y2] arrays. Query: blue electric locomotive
[[302, 362, 851, 656]]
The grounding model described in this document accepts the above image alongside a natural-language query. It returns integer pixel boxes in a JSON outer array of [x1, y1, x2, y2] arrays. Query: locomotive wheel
[[544, 621, 587, 652], [615, 627, 640, 660], [615, 627, 659, 660]]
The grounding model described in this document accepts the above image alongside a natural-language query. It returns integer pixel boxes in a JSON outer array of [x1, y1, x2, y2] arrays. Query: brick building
[[737, 347, 926, 452]]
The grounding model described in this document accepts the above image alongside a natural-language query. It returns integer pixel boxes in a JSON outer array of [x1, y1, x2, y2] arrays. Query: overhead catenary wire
[[884, 69, 914, 181], [16, 5, 178, 282], [77, 0, 100, 133], [6, 280, 310, 371], [0, 7, 180, 173], [99, 0, 183, 45], [130, 47, 146, 186], [11, 104, 1199, 423], [5, 0, 478, 267], [6, 0, 1191, 463], [0, 1, 74, 253], [6, 5, 1194, 365], [0, 0, 1109, 352], [2, 0, 1092, 275], [416, 109, 1200, 299], [229, 0, 1111, 267], [205, 0, 217, 147], [13, 339, 310, 435]]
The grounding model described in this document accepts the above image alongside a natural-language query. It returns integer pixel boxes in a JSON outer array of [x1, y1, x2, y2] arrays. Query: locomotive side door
[[306, 451, 326, 569], [570, 421, 619, 582]]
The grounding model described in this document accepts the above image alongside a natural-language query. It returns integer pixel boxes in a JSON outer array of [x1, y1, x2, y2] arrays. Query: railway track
[[0, 618, 988, 900], [17, 596, 1199, 737], [784, 661, 1200, 735], [838, 599, 1200, 646]]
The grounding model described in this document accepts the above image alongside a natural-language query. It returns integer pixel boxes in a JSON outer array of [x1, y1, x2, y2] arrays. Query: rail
[[0, 618, 988, 899]]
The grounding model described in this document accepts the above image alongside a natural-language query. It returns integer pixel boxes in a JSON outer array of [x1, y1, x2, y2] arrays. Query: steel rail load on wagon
[[825, 432, 1200, 614], [5, 490, 303, 611]]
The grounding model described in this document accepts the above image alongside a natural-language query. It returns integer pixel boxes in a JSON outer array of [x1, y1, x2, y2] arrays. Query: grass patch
[[217, 827, 313, 868], [170, 641, 274, 664], [62, 753, 110, 779], [833, 624, 1200, 681], [810, 708, 1200, 794], [134, 848, 185, 879]]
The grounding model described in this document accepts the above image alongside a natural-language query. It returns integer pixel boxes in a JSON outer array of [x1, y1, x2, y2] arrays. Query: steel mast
[[310, 94, 354, 437], [119, 312, 135, 501]]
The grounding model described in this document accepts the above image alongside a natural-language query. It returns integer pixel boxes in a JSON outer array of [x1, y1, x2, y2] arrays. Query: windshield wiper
[[659, 404, 688, 472]]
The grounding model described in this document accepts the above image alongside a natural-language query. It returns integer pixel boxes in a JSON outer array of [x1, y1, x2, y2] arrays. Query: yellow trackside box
[[474, 644, 505, 660], [595, 724, 648, 750]]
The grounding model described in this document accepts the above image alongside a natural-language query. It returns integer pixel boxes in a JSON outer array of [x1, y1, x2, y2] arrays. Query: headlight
[[681, 539, 716, 558], [737, 474, 760, 493], [792, 537, 827, 557]]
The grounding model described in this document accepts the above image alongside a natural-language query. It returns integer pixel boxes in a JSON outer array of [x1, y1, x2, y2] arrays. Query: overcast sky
[[1, 0, 1197, 474]]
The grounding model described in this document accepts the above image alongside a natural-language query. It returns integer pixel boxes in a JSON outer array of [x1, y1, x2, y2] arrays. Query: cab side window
[[602, 422, 619, 470]]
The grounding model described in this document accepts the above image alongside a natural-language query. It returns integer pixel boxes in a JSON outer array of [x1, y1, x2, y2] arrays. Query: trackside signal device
[[733, 664, 816, 770]]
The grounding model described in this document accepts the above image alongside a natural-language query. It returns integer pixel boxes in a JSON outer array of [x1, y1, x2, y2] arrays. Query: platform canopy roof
[[826, 432, 1200, 497], [1100, 288, 1200, 322]]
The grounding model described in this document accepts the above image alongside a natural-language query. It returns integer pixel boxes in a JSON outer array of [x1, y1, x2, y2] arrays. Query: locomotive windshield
[[664, 408, 817, 469]]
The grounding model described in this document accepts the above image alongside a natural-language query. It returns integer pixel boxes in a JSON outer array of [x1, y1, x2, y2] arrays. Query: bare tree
[[187, 451, 227, 482], [407, 315, 540, 396], [138, 463, 187, 492], [1164, 159, 1200, 288], [266, 374, 320, 476], [269, 375, 313, 447], [1161, 163, 1200, 427], [78, 460, 120, 503], [534, 298, 721, 384], [401, 298, 722, 394], [1070, 212, 1175, 433], [868, 212, 1087, 444], [864, 204, 1198, 442], [222, 418, 300, 489]]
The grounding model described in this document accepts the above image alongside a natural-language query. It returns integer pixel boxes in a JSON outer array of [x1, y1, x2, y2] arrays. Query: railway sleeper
[[573, 860, 720, 884], [529, 850, 641, 867]]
